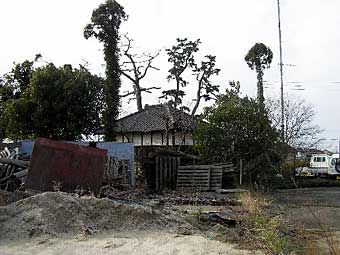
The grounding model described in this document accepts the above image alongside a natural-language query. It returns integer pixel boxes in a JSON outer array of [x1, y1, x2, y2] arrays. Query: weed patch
[[238, 192, 294, 254]]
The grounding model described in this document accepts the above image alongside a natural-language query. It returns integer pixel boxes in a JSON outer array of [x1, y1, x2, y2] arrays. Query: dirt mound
[[0, 192, 189, 240]]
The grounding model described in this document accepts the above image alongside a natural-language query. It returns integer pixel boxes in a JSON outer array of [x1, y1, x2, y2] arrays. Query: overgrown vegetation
[[84, 0, 127, 140], [194, 82, 287, 189], [238, 192, 294, 254], [245, 43, 273, 109]]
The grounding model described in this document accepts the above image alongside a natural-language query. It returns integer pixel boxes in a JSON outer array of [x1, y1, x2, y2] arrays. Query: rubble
[[159, 191, 240, 206]]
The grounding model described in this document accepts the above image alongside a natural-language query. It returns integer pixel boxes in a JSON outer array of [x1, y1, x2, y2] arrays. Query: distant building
[[288, 147, 333, 161], [99, 104, 196, 146]]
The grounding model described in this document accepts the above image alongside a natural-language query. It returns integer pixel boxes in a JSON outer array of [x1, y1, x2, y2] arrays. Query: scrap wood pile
[[0, 147, 29, 191]]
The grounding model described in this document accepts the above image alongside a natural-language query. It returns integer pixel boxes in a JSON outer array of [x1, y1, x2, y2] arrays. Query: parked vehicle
[[296, 153, 340, 178]]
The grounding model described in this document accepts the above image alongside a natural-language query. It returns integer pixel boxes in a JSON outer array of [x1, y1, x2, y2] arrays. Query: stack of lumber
[[176, 163, 234, 191]]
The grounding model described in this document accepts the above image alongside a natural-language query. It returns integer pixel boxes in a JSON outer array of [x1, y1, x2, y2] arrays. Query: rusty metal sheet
[[25, 138, 107, 195]]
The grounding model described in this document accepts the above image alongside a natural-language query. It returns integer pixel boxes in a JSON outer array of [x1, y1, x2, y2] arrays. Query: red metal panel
[[25, 138, 107, 195]]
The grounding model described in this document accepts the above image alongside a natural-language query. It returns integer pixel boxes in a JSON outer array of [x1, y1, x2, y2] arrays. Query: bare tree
[[120, 34, 161, 111], [266, 96, 323, 148]]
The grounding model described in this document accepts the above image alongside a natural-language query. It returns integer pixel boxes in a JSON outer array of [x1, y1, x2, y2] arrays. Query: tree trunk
[[191, 87, 201, 116], [175, 78, 180, 108], [103, 46, 121, 141], [257, 73, 264, 109], [135, 81, 142, 112]]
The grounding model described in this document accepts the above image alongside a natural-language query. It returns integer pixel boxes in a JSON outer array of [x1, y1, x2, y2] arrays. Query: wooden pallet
[[176, 163, 235, 191]]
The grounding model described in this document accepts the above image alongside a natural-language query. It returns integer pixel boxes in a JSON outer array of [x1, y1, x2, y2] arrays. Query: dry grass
[[303, 242, 319, 255], [237, 192, 292, 254], [237, 191, 272, 214]]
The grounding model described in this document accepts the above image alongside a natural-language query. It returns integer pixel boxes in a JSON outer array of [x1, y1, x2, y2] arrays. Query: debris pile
[[0, 192, 191, 240], [159, 191, 240, 206], [0, 147, 29, 191]]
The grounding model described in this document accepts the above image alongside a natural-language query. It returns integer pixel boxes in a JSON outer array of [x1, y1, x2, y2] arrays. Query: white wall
[[143, 133, 152, 145], [152, 133, 163, 145], [117, 131, 194, 146]]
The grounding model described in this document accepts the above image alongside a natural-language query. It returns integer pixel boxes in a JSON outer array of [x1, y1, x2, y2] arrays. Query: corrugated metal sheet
[[20, 140, 135, 187], [25, 138, 107, 195]]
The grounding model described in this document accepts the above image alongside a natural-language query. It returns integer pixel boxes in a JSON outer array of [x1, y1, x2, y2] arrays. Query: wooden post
[[155, 157, 160, 191], [207, 167, 211, 191], [170, 157, 175, 189], [176, 157, 180, 189], [160, 157, 164, 190], [164, 157, 168, 189], [239, 159, 243, 186]]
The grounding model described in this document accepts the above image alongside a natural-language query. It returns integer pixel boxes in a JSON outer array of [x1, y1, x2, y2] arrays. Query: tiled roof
[[113, 104, 195, 133]]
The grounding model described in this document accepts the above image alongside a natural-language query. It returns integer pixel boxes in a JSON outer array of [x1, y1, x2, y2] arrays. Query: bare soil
[[0, 231, 263, 255], [0, 192, 191, 240], [0, 191, 264, 255]]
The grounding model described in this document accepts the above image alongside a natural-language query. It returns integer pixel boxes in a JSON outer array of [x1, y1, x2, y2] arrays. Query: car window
[[314, 157, 326, 162]]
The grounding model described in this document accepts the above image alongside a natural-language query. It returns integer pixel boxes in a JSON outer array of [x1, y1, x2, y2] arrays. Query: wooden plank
[[177, 174, 209, 177], [178, 176, 209, 179], [177, 184, 209, 187], [177, 177, 209, 181], [177, 173, 210, 177], [171, 157, 177, 189], [179, 165, 217, 170], [155, 157, 160, 191], [207, 167, 211, 190], [159, 157, 164, 191], [210, 175, 222, 178], [178, 169, 210, 172], [168, 157, 172, 188], [177, 180, 210, 184], [164, 157, 168, 189], [177, 179, 208, 182], [175, 158, 180, 189], [177, 184, 209, 188]]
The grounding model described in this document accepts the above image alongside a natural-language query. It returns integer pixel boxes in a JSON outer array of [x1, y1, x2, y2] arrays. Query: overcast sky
[[1, 0, 340, 150]]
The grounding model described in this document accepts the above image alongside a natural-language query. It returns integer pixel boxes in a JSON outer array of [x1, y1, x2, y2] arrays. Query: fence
[[176, 163, 235, 191], [155, 156, 180, 191]]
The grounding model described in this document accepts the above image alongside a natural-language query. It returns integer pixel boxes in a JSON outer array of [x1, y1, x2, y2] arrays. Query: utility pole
[[277, 0, 285, 142]]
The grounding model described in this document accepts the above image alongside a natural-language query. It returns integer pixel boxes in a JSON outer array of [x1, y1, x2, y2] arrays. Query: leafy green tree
[[194, 81, 283, 188], [191, 55, 220, 116], [0, 55, 41, 139], [0, 54, 41, 102], [2, 64, 105, 141], [84, 0, 127, 140], [161, 38, 200, 109], [245, 43, 273, 108]]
